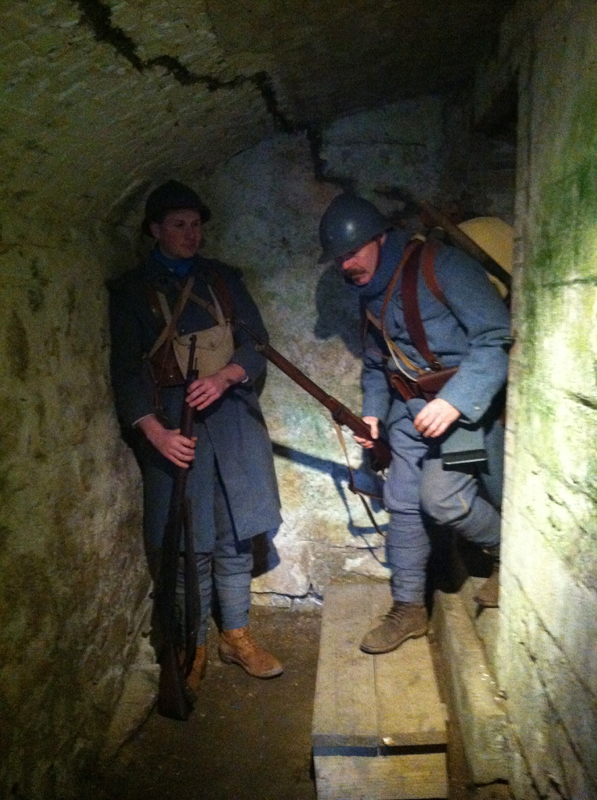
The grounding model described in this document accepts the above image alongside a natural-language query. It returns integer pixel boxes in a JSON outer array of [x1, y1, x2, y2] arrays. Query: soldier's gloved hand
[[414, 398, 460, 438], [353, 416, 379, 449]]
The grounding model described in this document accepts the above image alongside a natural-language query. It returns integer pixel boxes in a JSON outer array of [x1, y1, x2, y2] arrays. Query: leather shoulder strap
[[147, 275, 194, 359], [380, 239, 423, 343], [210, 273, 234, 320], [401, 242, 444, 370], [420, 240, 447, 305]]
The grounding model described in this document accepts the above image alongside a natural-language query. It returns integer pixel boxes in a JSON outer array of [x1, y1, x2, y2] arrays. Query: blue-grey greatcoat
[[108, 253, 282, 554], [351, 229, 511, 603]]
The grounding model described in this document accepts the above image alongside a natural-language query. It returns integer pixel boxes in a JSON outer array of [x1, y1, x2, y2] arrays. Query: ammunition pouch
[[388, 365, 458, 402]]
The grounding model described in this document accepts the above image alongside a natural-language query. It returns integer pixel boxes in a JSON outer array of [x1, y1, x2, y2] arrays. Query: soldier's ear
[[149, 221, 161, 240]]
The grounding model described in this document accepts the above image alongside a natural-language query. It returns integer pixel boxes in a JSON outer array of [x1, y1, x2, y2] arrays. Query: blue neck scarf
[[151, 246, 195, 277]]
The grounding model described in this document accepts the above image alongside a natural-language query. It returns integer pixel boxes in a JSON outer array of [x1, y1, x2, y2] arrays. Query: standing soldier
[[109, 180, 283, 689], [318, 194, 511, 655]]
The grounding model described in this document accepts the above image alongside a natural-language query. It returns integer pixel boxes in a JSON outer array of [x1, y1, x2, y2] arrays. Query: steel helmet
[[318, 194, 391, 263], [142, 179, 212, 236]]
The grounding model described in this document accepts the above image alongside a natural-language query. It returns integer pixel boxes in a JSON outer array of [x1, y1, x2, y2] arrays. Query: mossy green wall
[[484, 2, 597, 796]]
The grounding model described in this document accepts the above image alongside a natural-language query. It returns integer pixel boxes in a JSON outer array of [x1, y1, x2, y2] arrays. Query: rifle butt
[[157, 643, 192, 720]]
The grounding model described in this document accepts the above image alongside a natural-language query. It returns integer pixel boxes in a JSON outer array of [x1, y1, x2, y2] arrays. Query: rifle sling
[[332, 419, 386, 545]]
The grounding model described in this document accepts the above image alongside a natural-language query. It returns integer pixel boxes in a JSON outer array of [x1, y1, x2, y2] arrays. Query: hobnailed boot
[[360, 601, 428, 654], [186, 644, 207, 695], [473, 562, 500, 608], [218, 627, 284, 678]]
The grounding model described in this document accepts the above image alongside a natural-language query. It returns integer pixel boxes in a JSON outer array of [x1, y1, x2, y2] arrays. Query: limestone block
[[501, 519, 597, 698], [251, 526, 312, 597], [432, 590, 508, 783], [499, 577, 597, 794]]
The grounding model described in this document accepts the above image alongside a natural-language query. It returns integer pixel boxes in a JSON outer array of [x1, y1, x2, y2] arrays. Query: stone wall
[[479, 1, 597, 797], [0, 212, 154, 798], [0, 0, 276, 223]]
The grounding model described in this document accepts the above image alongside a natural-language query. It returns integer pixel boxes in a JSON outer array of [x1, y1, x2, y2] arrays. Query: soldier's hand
[[138, 416, 196, 468], [353, 416, 379, 449], [187, 364, 247, 410], [414, 398, 460, 438]]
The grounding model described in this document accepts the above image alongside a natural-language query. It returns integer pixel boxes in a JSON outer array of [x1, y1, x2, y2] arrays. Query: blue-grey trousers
[[175, 467, 253, 643], [383, 402, 504, 604]]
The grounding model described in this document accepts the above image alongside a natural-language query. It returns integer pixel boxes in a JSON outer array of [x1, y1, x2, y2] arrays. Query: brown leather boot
[[360, 601, 428, 654], [218, 627, 284, 678], [186, 644, 207, 695], [473, 563, 500, 608]]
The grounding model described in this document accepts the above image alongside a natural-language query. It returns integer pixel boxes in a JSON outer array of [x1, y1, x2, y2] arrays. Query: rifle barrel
[[155, 335, 198, 720], [235, 319, 391, 470]]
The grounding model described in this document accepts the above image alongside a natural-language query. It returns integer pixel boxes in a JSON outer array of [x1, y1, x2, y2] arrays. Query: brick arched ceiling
[[1, 0, 513, 222]]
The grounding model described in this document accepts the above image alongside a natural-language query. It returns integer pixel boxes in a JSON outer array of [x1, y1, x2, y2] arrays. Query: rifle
[[234, 319, 392, 472], [154, 335, 199, 720]]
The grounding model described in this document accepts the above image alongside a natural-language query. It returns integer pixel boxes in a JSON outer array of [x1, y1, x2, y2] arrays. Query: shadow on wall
[[314, 262, 362, 356], [272, 442, 387, 561]]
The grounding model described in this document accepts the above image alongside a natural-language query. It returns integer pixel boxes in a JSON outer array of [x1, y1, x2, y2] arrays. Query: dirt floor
[[88, 607, 511, 800]]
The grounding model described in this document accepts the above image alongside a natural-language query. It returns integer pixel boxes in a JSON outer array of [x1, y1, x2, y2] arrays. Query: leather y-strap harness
[[147, 273, 234, 357], [365, 238, 449, 376], [400, 239, 447, 370]]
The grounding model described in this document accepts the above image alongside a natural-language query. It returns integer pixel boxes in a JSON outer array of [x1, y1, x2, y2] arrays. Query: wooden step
[[312, 582, 448, 799]]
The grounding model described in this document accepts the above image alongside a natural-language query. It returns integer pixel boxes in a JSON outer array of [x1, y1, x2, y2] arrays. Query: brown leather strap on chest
[[379, 239, 423, 345], [146, 272, 234, 334], [401, 241, 446, 371], [420, 240, 446, 305], [186, 273, 234, 325], [210, 274, 234, 320], [144, 272, 235, 391], [146, 275, 195, 359]]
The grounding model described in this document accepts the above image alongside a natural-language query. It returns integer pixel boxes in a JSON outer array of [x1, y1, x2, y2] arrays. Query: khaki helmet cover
[[457, 216, 513, 297]]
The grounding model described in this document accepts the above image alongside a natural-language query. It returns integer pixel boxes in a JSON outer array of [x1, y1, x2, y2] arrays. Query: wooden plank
[[370, 583, 447, 747], [313, 753, 448, 800], [313, 582, 447, 748], [312, 583, 379, 748]]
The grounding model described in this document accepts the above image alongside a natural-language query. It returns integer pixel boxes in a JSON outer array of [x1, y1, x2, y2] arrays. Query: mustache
[[343, 268, 367, 281]]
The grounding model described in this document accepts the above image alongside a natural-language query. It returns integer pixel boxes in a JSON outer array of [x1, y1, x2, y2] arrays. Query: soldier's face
[[337, 235, 385, 285], [150, 209, 203, 259]]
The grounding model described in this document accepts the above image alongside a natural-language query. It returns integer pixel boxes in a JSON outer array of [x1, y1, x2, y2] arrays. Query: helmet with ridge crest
[[318, 194, 390, 263]]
